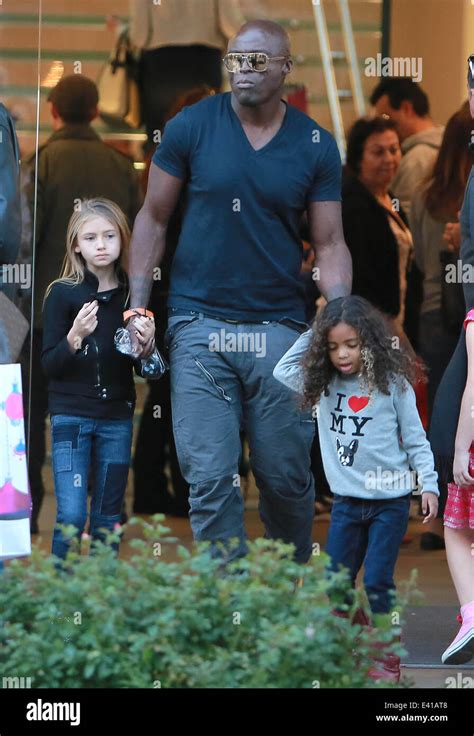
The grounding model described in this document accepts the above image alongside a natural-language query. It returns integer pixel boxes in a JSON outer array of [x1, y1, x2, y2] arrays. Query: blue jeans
[[325, 493, 411, 614], [165, 311, 316, 563], [50, 414, 133, 560]]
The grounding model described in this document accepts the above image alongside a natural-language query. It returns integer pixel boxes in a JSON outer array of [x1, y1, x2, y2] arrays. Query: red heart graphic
[[348, 396, 369, 413]]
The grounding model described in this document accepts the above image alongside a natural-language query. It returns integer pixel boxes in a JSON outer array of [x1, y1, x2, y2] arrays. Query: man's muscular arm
[[308, 200, 352, 301], [128, 162, 184, 310]]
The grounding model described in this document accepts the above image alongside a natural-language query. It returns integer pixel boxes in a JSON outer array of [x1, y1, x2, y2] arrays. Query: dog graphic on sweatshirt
[[336, 437, 359, 467]]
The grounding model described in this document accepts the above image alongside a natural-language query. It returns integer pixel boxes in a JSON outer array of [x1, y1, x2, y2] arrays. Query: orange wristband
[[123, 308, 154, 322]]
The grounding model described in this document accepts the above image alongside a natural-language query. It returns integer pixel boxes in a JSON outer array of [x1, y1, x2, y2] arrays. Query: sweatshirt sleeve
[[41, 284, 81, 378], [272, 329, 312, 394], [393, 378, 439, 494]]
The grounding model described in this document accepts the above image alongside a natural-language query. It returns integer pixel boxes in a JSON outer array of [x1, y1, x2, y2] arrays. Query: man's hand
[[67, 300, 98, 352]]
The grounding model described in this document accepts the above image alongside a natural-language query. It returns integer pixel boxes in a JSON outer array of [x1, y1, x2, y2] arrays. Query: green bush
[[0, 517, 411, 688]]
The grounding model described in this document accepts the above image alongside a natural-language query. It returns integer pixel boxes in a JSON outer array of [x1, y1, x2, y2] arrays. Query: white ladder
[[312, 0, 366, 160]]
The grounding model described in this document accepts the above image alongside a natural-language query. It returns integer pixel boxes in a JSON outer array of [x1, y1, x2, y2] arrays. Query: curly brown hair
[[301, 295, 419, 408]]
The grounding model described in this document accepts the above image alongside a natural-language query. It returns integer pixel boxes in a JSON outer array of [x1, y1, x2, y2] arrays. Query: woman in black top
[[42, 198, 155, 560], [342, 116, 422, 352]]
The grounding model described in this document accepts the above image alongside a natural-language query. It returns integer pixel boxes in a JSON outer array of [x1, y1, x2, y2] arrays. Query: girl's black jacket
[[42, 268, 140, 419]]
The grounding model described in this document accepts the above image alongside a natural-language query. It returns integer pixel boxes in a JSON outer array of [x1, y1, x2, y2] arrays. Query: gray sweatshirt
[[273, 330, 439, 499], [391, 125, 444, 219]]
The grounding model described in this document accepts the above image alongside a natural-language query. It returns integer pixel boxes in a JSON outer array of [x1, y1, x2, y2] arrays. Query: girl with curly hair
[[273, 295, 439, 681]]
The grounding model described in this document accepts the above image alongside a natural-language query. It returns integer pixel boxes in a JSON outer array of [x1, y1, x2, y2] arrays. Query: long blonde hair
[[44, 198, 130, 302]]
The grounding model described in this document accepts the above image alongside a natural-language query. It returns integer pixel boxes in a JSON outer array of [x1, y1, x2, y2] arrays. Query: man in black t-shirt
[[126, 20, 352, 563]]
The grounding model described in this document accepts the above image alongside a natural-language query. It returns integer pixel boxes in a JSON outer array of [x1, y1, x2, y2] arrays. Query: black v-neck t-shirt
[[153, 91, 342, 322]]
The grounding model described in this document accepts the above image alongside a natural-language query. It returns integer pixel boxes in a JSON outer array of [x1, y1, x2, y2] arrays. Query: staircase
[[0, 0, 384, 159]]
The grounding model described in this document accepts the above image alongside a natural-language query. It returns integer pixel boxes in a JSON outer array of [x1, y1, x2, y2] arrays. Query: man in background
[[370, 78, 444, 219]]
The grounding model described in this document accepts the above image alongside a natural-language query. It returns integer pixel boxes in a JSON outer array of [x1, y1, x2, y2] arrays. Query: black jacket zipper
[[90, 336, 107, 399]]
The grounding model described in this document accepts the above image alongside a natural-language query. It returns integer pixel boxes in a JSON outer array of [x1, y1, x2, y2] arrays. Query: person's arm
[[128, 163, 183, 312], [41, 286, 97, 378], [393, 378, 439, 495], [127, 109, 190, 351], [0, 116, 21, 267], [307, 136, 352, 301], [453, 319, 474, 486], [272, 329, 312, 394], [308, 200, 352, 301]]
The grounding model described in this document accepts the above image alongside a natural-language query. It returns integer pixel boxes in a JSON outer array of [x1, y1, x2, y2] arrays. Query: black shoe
[[30, 519, 39, 535], [420, 532, 445, 551]]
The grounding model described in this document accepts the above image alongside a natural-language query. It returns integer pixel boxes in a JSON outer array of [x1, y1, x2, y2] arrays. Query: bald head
[[229, 19, 291, 56], [226, 20, 293, 109]]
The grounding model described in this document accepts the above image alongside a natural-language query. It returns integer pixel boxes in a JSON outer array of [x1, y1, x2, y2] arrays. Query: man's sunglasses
[[223, 52, 289, 73]]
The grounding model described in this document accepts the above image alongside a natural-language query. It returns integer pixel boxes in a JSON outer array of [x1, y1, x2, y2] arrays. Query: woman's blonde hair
[[44, 197, 130, 302]]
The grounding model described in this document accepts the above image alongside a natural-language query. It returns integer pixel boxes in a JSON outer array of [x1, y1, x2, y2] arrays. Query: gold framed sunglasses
[[223, 52, 289, 73]]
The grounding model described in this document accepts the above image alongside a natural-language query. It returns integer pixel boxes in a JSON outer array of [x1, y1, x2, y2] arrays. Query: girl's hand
[[421, 492, 439, 523], [134, 316, 156, 358], [453, 449, 474, 487], [67, 301, 98, 351]]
